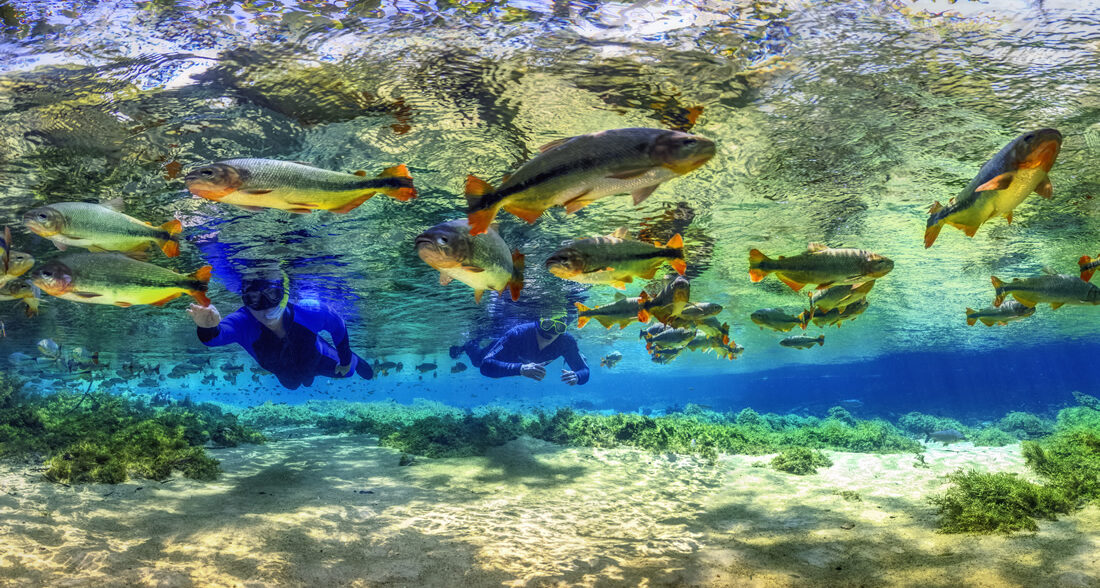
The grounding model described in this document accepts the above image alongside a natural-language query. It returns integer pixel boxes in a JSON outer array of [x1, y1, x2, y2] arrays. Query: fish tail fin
[[188, 265, 213, 306], [924, 202, 946, 248], [669, 258, 687, 276], [379, 164, 417, 201], [508, 250, 525, 301], [1079, 255, 1095, 282], [160, 219, 183, 257], [465, 174, 494, 206], [665, 233, 684, 249], [991, 276, 1005, 306], [574, 302, 590, 329], [638, 309, 651, 323], [966, 309, 977, 326], [748, 249, 770, 282]]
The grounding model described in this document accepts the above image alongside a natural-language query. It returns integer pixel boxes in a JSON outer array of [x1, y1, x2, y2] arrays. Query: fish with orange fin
[[991, 269, 1100, 310], [32, 252, 210, 307], [798, 299, 868, 329], [965, 300, 1035, 326], [807, 281, 875, 317], [465, 128, 715, 235], [0, 226, 34, 288], [1079, 255, 1100, 282], [185, 159, 416, 214], [546, 227, 686, 289], [414, 219, 524, 304], [23, 202, 183, 258], [575, 291, 651, 329], [0, 280, 41, 317], [925, 129, 1062, 248], [748, 244, 893, 292], [643, 275, 691, 324]]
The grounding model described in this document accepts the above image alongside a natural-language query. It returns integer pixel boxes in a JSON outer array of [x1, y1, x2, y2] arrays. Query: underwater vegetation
[[0, 373, 263, 484], [897, 410, 1055, 446], [931, 393, 1100, 533], [770, 447, 833, 475]]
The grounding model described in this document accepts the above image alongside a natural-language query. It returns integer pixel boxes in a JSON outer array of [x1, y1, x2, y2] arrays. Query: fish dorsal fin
[[807, 242, 828, 253], [537, 137, 573, 153], [1041, 266, 1057, 275], [610, 227, 630, 239], [100, 197, 125, 212]]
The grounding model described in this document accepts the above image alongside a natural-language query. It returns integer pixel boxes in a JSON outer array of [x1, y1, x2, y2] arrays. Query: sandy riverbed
[[1, 435, 1098, 587]]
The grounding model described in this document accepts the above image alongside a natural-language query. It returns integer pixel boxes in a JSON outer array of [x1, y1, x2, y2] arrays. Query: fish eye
[[201, 169, 214, 177], [682, 138, 698, 145], [436, 236, 448, 245], [36, 213, 47, 220], [1024, 134, 1034, 141], [41, 271, 51, 277]]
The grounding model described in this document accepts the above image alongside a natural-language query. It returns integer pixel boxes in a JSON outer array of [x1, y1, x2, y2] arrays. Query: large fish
[[23, 202, 183, 257], [646, 327, 697, 350], [991, 271, 1100, 309], [644, 275, 691, 324], [808, 281, 874, 315], [0, 226, 34, 287], [185, 159, 416, 214], [32, 252, 211, 307], [1079, 254, 1100, 282], [0, 280, 40, 317], [414, 218, 525, 304], [925, 129, 1062, 248], [546, 227, 686, 289], [965, 300, 1035, 326], [780, 335, 824, 349], [750, 308, 802, 332], [575, 291, 651, 329], [749, 243, 893, 292], [686, 335, 743, 360], [465, 128, 715, 235], [799, 298, 869, 329]]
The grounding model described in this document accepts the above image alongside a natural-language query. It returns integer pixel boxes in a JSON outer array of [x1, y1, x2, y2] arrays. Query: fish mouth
[[1020, 138, 1061, 170]]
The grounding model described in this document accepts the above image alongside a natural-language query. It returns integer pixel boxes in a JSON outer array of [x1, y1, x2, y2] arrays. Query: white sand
[[1, 436, 1098, 587]]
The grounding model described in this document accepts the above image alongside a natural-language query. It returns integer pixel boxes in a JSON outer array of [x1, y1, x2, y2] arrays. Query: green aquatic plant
[[735, 407, 765, 427], [379, 411, 526, 458], [929, 470, 1074, 534], [1071, 391, 1100, 411], [996, 412, 1054, 440], [827, 406, 857, 426], [0, 374, 46, 455], [237, 400, 317, 428], [771, 447, 833, 475], [896, 412, 967, 437], [970, 427, 1017, 447], [1054, 405, 1100, 432], [1023, 429, 1100, 502]]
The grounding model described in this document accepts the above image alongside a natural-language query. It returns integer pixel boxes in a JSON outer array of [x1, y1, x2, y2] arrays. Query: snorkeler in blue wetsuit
[[185, 269, 373, 390], [473, 317, 590, 385]]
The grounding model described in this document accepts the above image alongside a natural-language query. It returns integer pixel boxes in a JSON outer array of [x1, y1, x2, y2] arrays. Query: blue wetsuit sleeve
[[561, 336, 590, 385], [197, 312, 242, 346], [479, 333, 523, 378], [297, 301, 353, 366]]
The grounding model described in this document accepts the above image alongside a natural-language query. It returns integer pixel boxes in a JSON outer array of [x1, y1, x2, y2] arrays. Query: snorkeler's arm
[[479, 332, 523, 378], [196, 311, 241, 346], [296, 300, 354, 366], [560, 336, 590, 385]]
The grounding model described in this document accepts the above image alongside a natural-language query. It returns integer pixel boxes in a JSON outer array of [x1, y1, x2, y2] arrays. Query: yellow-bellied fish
[[465, 128, 715, 235], [32, 252, 211, 307], [575, 291, 651, 329], [546, 227, 686, 289], [415, 219, 525, 304], [667, 315, 730, 344], [0, 226, 34, 286], [646, 327, 697, 350], [808, 281, 874, 316], [645, 275, 691, 324], [185, 159, 416, 214], [925, 129, 1062, 248], [23, 202, 183, 257], [780, 335, 824, 349], [1079, 254, 1100, 282], [750, 308, 802, 332], [677, 301, 722, 321], [966, 300, 1035, 326], [749, 244, 893, 292], [600, 351, 623, 368], [799, 298, 869, 329], [0, 280, 40, 317], [991, 270, 1100, 309]]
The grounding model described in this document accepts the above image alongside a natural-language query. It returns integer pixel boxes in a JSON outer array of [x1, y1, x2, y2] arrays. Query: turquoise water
[[2, 2, 1100, 584]]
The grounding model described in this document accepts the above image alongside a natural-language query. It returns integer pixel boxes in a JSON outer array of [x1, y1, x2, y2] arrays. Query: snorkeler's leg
[[316, 343, 371, 380]]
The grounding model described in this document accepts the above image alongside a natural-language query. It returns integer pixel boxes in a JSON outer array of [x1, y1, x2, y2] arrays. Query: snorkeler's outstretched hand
[[561, 369, 579, 386], [187, 303, 221, 328], [520, 362, 546, 381]]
